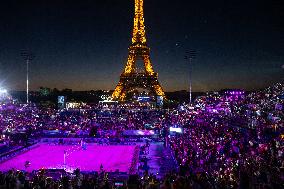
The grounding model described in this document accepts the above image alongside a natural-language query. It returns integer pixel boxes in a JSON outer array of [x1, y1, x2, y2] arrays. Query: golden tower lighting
[[112, 0, 165, 101]]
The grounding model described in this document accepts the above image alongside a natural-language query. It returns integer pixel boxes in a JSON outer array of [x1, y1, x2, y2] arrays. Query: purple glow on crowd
[[0, 82, 283, 188]]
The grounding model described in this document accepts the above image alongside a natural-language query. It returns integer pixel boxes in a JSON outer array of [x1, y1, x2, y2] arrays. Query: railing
[[0, 143, 39, 163]]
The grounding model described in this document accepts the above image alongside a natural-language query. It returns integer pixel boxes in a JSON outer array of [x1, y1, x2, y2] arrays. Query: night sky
[[0, 0, 283, 92]]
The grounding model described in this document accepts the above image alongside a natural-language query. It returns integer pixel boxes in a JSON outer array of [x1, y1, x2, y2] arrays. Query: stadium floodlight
[[185, 49, 197, 104], [0, 88, 7, 94], [21, 50, 35, 104], [0, 88, 8, 101]]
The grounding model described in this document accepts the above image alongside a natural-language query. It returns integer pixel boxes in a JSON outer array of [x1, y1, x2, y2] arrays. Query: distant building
[[39, 87, 51, 96]]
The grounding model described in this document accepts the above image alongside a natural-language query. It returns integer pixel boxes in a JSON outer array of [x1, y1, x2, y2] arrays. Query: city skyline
[[0, 0, 283, 92]]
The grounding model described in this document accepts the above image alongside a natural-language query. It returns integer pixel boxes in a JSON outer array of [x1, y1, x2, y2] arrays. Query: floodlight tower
[[21, 51, 35, 104], [185, 50, 196, 104]]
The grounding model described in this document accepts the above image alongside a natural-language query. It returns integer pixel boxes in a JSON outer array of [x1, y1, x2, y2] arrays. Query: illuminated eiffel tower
[[112, 0, 165, 101]]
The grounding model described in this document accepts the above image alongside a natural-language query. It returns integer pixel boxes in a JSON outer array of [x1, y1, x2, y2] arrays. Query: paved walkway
[[140, 142, 177, 178]]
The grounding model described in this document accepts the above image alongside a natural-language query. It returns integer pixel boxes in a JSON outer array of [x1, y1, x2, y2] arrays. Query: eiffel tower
[[112, 0, 165, 101]]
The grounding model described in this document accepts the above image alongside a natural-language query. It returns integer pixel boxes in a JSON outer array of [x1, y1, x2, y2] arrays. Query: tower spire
[[132, 0, 147, 44]]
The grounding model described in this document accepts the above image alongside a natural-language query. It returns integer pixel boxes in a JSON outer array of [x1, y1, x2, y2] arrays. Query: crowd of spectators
[[168, 82, 283, 188], [0, 82, 283, 188]]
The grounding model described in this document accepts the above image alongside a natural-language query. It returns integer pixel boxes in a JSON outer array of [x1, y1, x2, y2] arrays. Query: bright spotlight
[[0, 89, 7, 94]]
